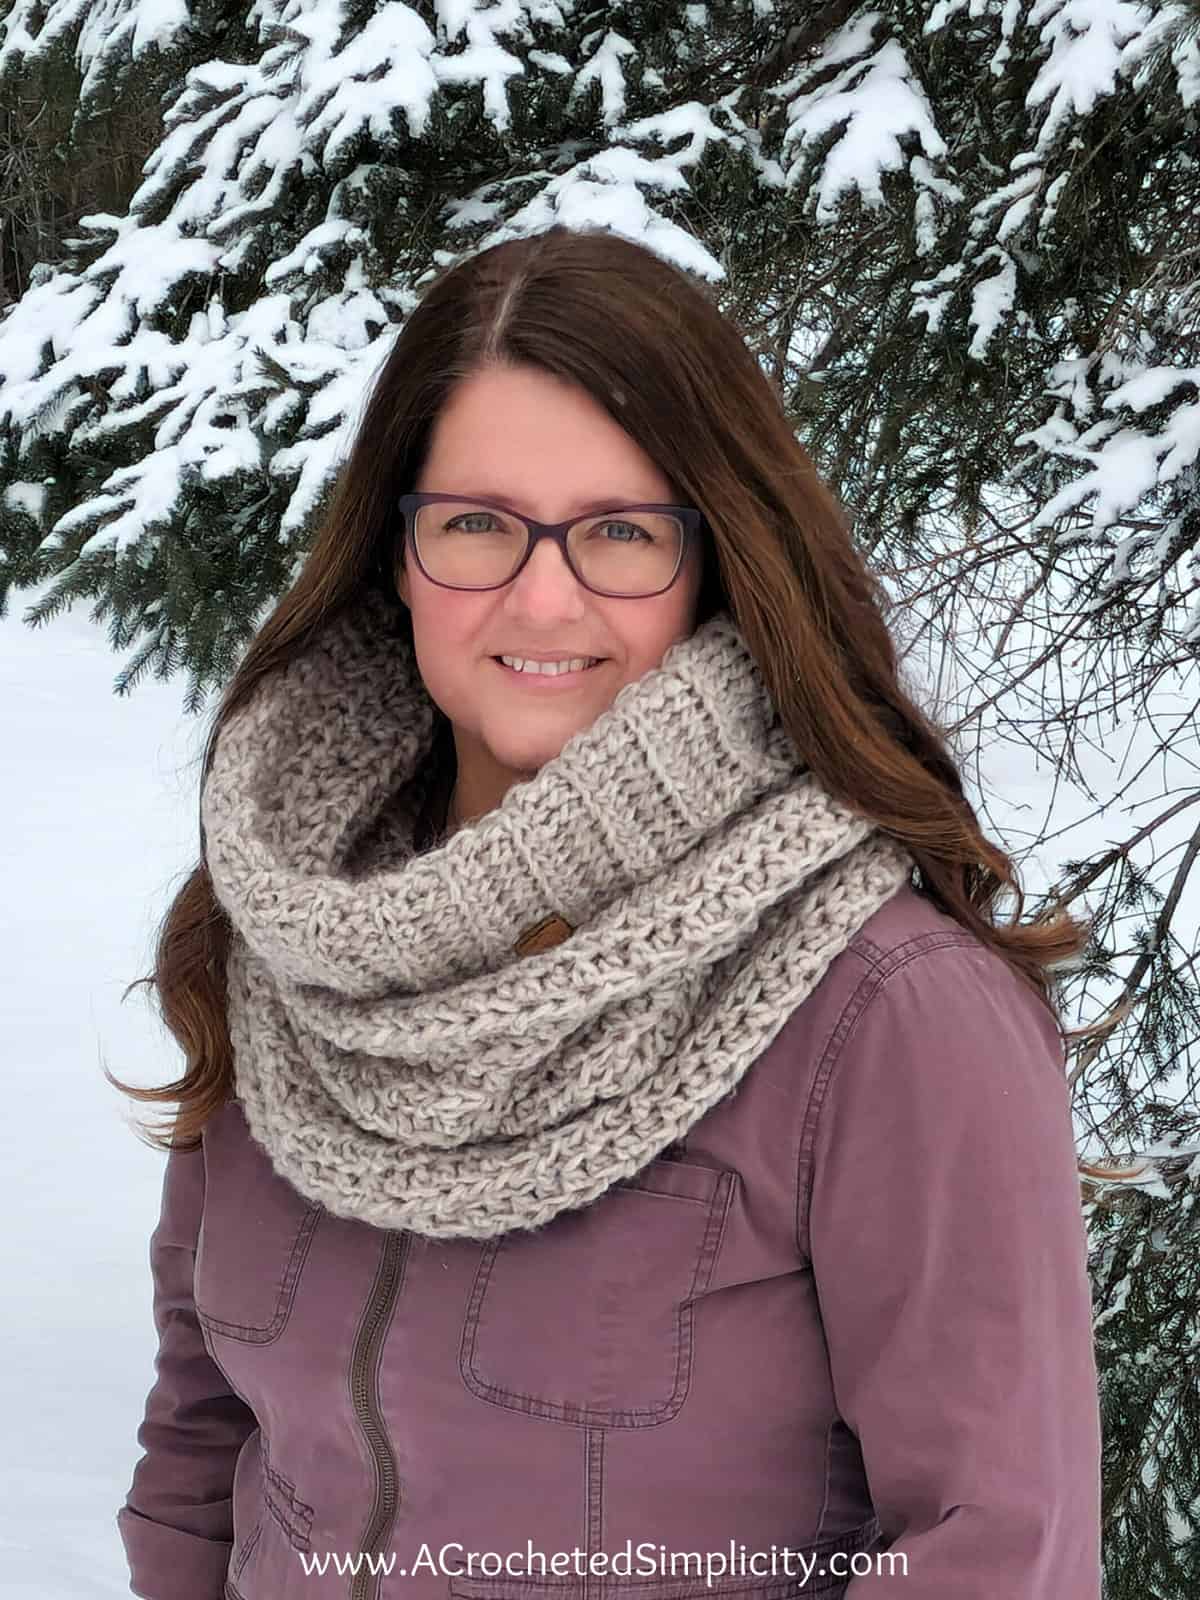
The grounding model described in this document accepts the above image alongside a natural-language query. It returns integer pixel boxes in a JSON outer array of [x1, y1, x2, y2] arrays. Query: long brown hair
[[109, 223, 1132, 1187]]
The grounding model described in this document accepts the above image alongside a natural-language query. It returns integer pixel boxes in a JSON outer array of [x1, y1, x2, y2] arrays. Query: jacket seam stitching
[[815, 1416, 835, 1542], [794, 929, 980, 1262], [231, 1518, 262, 1580]]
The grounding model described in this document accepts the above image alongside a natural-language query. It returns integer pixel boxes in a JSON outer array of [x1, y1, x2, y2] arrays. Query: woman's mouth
[[491, 656, 606, 687]]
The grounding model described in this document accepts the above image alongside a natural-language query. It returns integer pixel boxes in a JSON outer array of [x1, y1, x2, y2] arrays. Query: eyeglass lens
[[413, 500, 683, 596]]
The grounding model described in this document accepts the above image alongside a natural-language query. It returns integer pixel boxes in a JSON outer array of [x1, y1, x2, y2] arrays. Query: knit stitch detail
[[201, 586, 914, 1239]]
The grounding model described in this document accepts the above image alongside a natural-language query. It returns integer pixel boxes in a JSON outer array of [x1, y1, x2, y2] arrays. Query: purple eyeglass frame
[[396, 491, 705, 598]]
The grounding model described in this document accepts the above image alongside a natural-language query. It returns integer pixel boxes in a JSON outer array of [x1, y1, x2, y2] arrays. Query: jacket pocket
[[194, 1138, 323, 1344], [226, 1428, 314, 1596], [259, 1434, 314, 1551], [226, 1428, 265, 1598], [460, 1155, 735, 1427]]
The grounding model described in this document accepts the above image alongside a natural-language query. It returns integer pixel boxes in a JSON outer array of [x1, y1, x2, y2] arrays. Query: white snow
[[1, 588, 207, 1595], [780, 31, 950, 223]]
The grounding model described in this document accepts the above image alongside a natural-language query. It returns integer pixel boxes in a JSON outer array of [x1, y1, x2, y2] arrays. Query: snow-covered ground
[[2, 583, 1195, 1596], [1, 593, 207, 1595]]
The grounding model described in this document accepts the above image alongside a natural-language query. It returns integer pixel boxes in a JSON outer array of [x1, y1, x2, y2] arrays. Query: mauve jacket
[[117, 883, 1103, 1599]]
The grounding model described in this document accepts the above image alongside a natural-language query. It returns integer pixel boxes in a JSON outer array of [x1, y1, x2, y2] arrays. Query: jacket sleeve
[[117, 1134, 259, 1599], [802, 936, 1103, 1598]]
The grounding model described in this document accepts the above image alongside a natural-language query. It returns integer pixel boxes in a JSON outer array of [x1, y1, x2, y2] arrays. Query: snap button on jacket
[[117, 885, 1103, 1599]]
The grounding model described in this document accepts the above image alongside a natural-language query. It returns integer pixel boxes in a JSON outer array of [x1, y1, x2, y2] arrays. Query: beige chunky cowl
[[200, 586, 914, 1240]]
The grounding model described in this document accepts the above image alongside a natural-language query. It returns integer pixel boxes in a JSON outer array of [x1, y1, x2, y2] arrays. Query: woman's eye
[[595, 520, 649, 542]]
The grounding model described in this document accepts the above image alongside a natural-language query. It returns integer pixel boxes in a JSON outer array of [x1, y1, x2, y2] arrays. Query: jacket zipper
[[350, 1229, 409, 1600]]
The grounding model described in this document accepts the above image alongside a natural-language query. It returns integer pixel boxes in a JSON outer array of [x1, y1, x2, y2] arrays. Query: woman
[[114, 225, 1103, 1600]]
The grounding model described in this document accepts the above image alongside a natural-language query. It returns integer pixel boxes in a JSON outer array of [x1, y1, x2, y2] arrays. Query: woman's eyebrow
[[453, 491, 653, 516]]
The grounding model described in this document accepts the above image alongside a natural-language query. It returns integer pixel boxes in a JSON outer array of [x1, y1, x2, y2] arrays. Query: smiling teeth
[[499, 656, 599, 675]]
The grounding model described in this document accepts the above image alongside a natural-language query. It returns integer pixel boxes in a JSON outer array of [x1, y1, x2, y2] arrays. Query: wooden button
[[513, 913, 574, 958]]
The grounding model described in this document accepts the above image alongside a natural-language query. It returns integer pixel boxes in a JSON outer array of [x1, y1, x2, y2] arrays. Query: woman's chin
[[480, 724, 595, 779]]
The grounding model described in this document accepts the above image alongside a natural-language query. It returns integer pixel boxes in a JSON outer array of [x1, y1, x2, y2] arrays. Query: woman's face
[[396, 364, 706, 807]]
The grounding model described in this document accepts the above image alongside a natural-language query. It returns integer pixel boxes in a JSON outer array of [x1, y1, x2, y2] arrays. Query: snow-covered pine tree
[[3, 2, 1199, 1591]]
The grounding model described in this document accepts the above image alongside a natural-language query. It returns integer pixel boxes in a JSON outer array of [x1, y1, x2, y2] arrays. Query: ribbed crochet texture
[[201, 586, 915, 1240]]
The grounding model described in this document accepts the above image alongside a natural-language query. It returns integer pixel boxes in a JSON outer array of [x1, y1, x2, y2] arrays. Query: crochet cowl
[[200, 586, 915, 1240]]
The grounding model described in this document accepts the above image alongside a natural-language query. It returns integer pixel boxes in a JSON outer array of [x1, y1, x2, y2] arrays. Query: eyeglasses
[[397, 492, 704, 598]]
